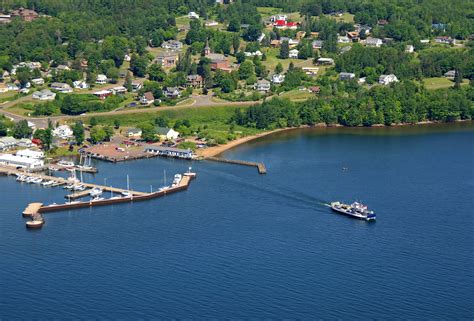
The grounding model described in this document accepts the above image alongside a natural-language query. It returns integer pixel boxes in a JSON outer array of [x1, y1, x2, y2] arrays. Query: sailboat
[[121, 175, 131, 197]]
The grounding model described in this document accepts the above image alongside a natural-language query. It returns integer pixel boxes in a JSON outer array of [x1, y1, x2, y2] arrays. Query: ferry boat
[[330, 201, 376, 221]]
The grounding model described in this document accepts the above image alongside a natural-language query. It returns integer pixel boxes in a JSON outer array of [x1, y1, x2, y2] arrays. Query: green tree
[[275, 63, 283, 74], [280, 40, 290, 59], [0, 120, 8, 136], [238, 60, 255, 80], [89, 117, 98, 127], [72, 121, 85, 145], [125, 72, 133, 92], [90, 126, 106, 144], [12, 120, 32, 139], [114, 119, 120, 129], [33, 128, 53, 150], [148, 63, 166, 82]]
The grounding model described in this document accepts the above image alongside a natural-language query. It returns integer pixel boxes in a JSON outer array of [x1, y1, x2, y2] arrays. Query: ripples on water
[[0, 124, 473, 319]]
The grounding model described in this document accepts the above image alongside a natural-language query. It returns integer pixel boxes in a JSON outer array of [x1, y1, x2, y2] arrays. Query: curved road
[[0, 93, 261, 128]]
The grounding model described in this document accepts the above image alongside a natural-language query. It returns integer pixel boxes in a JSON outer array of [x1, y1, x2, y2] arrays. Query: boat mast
[[126, 174, 130, 191]]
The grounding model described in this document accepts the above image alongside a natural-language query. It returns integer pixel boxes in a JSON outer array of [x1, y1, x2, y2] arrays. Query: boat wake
[[202, 168, 329, 212]]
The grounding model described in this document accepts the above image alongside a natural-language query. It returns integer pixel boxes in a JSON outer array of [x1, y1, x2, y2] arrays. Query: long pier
[[206, 157, 266, 174], [0, 165, 147, 197]]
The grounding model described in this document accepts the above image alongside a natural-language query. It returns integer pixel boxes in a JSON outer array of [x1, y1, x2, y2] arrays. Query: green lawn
[[279, 89, 315, 101], [0, 91, 19, 104], [326, 12, 355, 24], [423, 77, 469, 90], [83, 105, 261, 140], [264, 48, 315, 72], [6, 101, 37, 116]]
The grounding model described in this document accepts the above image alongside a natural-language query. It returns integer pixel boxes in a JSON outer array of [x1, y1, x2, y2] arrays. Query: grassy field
[[423, 77, 469, 90], [0, 91, 19, 104], [326, 12, 355, 24], [264, 48, 314, 71], [6, 101, 37, 116], [82, 105, 261, 140], [279, 89, 315, 101]]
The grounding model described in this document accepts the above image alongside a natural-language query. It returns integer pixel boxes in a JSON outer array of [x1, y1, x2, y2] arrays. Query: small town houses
[[161, 40, 183, 51], [164, 87, 181, 99], [32, 89, 56, 100], [186, 75, 203, 88], [272, 74, 285, 84], [126, 128, 142, 138], [155, 127, 179, 140], [52, 125, 73, 139], [95, 74, 108, 84], [155, 51, 179, 68], [50, 82, 72, 93], [255, 79, 271, 92]]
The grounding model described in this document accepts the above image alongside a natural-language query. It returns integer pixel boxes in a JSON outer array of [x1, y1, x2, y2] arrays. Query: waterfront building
[[144, 145, 193, 159], [156, 127, 180, 140], [16, 149, 44, 159], [0, 154, 44, 169]]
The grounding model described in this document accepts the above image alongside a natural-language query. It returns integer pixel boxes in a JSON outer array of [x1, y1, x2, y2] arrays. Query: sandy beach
[[196, 127, 299, 158]]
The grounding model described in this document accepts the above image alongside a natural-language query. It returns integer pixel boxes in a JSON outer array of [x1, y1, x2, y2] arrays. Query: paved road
[[0, 93, 260, 128]]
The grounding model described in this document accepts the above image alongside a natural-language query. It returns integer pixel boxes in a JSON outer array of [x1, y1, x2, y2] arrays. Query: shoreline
[[197, 120, 473, 158]]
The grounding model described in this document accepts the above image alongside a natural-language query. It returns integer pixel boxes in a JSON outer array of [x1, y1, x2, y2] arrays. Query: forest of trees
[[232, 82, 474, 128]]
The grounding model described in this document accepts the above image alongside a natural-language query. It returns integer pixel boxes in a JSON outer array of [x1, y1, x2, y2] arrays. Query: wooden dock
[[206, 157, 266, 174], [19, 174, 194, 218]]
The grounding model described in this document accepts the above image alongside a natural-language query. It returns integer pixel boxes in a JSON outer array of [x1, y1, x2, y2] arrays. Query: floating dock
[[206, 157, 266, 174], [22, 203, 43, 217]]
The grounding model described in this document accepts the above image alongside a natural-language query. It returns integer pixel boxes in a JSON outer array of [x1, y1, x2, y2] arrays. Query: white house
[[17, 138, 32, 148], [0, 137, 18, 151], [405, 45, 415, 53], [379, 74, 399, 85], [31, 78, 45, 86], [32, 89, 56, 100], [289, 49, 299, 58], [156, 127, 180, 140], [164, 87, 181, 99], [339, 72, 356, 80], [244, 50, 263, 57], [188, 11, 199, 19], [96, 74, 108, 84], [126, 128, 142, 138], [255, 79, 271, 92], [140, 92, 155, 105], [317, 57, 334, 65], [338, 36, 350, 43], [73, 80, 90, 89], [124, 54, 131, 62], [16, 149, 44, 159], [53, 125, 74, 139], [0, 154, 44, 169], [205, 20, 219, 27], [366, 37, 383, 47], [51, 82, 72, 93], [131, 82, 142, 92], [272, 74, 285, 84]]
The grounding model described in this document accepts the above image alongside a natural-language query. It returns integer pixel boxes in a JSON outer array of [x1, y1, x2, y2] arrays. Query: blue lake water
[[0, 123, 473, 319]]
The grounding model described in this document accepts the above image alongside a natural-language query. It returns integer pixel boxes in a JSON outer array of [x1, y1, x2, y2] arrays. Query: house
[[255, 79, 271, 92], [144, 145, 193, 159], [16, 149, 44, 159], [140, 91, 155, 105], [126, 128, 142, 138], [93, 90, 113, 100], [32, 89, 56, 100], [31, 78, 44, 86], [0, 83, 8, 93], [17, 138, 32, 148], [52, 125, 73, 139], [161, 40, 183, 51], [164, 87, 181, 99], [272, 74, 285, 84], [0, 154, 44, 169], [207, 53, 230, 71], [280, 37, 299, 48], [188, 12, 199, 19], [338, 36, 350, 44], [308, 86, 321, 94], [312, 40, 324, 49], [289, 49, 299, 58], [111, 86, 127, 95], [244, 50, 263, 57], [365, 37, 383, 47], [420, 39, 430, 44], [0, 137, 18, 151], [339, 72, 356, 80], [257, 33, 266, 43], [435, 36, 454, 45], [317, 58, 334, 65], [131, 82, 142, 92], [379, 74, 399, 85], [156, 51, 179, 68], [56, 64, 70, 72], [11, 7, 39, 22], [96, 74, 108, 84], [377, 19, 388, 26], [274, 20, 298, 30], [296, 31, 306, 40], [73, 80, 90, 89], [19, 88, 30, 94], [358, 77, 366, 85], [444, 70, 456, 79], [405, 45, 415, 53], [270, 15, 287, 22], [205, 20, 219, 27], [302, 67, 319, 76], [347, 31, 360, 42], [0, 13, 11, 24], [50, 82, 72, 93], [7, 83, 19, 91], [155, 127, 180, 140], [186, 75, 203, 88], [270, 40, 280, 47]]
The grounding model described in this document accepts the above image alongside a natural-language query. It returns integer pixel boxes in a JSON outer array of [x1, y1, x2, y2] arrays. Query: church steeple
[[204, 39, 211, 56]]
